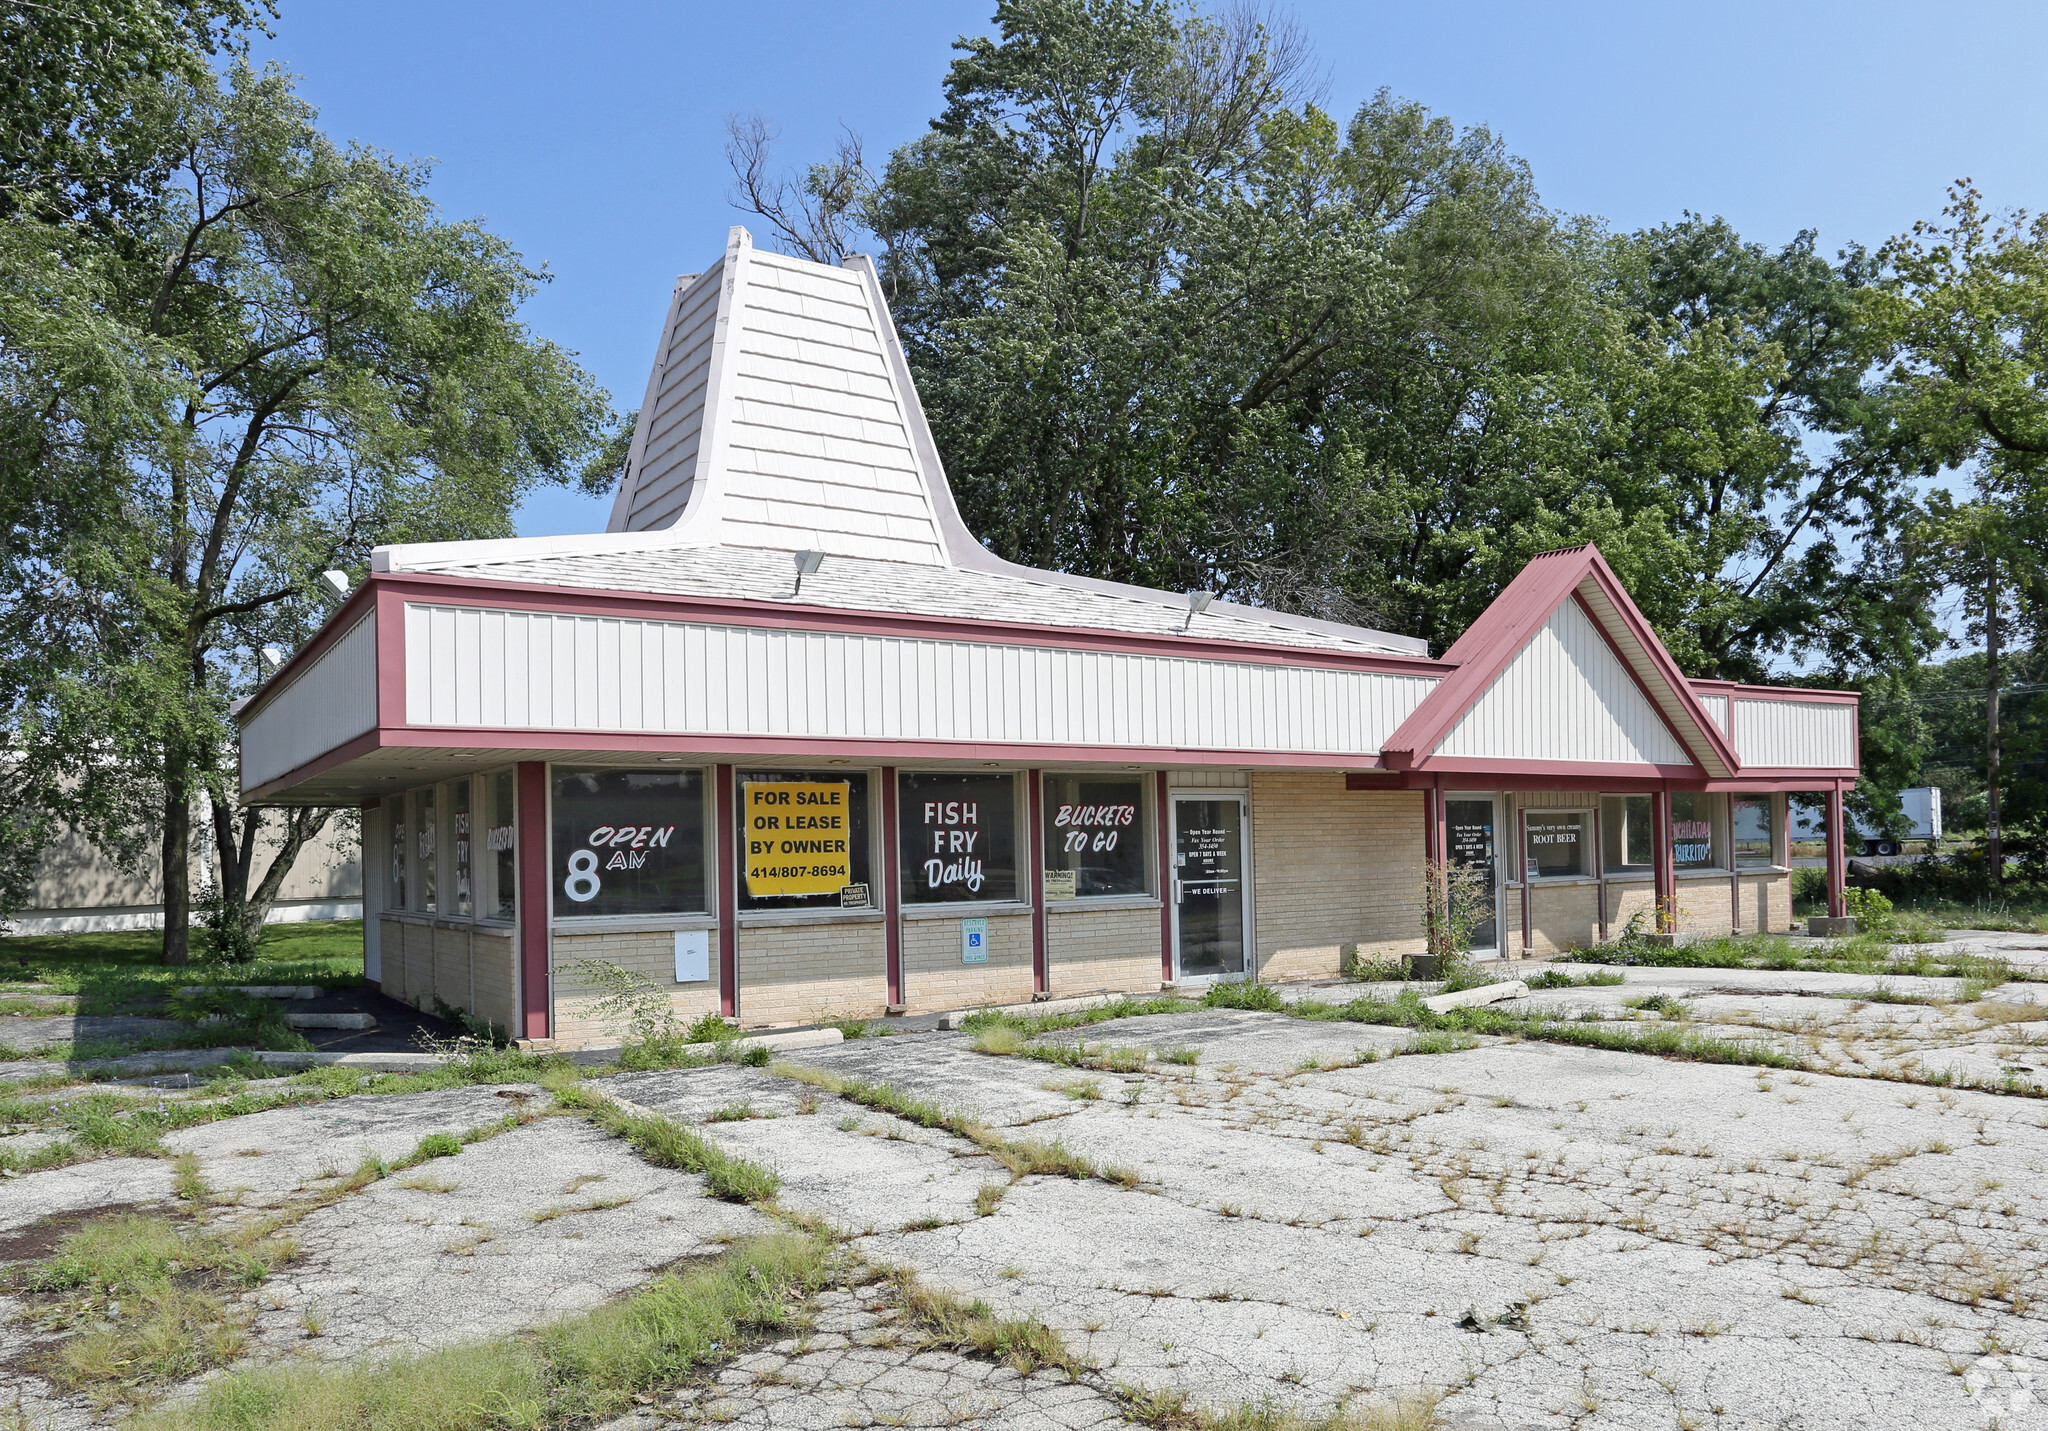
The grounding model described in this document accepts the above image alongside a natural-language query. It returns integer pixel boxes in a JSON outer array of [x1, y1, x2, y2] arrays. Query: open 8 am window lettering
[[899, 771, 1017, 904], [551, 767, 708, 918]]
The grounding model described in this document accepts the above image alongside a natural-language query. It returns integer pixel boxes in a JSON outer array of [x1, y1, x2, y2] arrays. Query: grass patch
[[13, 1208, 299, 1408], [1525, 968, 1625, 989], [0, 921, 364, 1012], [1201, 982, 1287, 1013], [129, 1232, 832, 1431], [1126, 1387, 1444, 1430], [886, 1265, 1088, 1377], [568, 1090, 780, 1204], [958, 995, 1188, 1038], [1556, 931, 2018, 985]]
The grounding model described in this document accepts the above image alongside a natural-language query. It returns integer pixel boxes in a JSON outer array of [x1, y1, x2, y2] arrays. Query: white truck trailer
[[1790, 787, 1943, 856]]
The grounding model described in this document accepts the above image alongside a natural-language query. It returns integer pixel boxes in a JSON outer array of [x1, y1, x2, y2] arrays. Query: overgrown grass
[[1555, 930, 2020, 985], [1525, 967, 1625, 989], [0, 921, 365, 1010], [1125, 1387, 1444, 1430], [13, 1202, 300, 1408], [563, 1088, 781, 1203], [885, 1264, 1087, 1377], [128, 1232, 832, 1431], [958, 994, 1188, 1038]]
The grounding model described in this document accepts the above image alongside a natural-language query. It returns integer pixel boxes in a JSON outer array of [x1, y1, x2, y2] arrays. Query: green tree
[[1, 63, 613, 961], [732, 0, 1933, 695]]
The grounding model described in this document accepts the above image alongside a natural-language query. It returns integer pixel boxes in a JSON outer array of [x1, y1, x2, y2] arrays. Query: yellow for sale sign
[[742, 781, 851, 897]]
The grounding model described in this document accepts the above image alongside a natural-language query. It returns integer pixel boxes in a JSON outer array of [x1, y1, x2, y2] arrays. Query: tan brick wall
[[1249, 774, 1425, 982], [550, 928, 725, 1048], [1737, 872, 1793, 934], [377, 918, 517, 1036], [902, 910, 1034, 1012], [1673, 878, 1737, 938], [1601, 882, 1658, 942], [1519, 882, 1600, 955], [1047, 904, 1161, 995], [735, 920, 888, 1027]]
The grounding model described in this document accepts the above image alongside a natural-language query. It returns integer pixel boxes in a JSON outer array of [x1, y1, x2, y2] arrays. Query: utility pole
[[1987, 558, 2003, 887]]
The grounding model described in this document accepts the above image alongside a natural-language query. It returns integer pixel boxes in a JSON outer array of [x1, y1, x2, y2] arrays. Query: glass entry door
[[1172, 795, 1248, 979], [1444, 796, 1500, 954]]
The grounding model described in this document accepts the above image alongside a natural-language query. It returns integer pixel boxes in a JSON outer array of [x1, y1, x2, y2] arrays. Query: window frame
[[734, 768, 879, 917], [1520, 806, 1594, 882], [477, 767, 518, 926], [1039, 769, 1156, 903], [548, 763, 715, 925], [1668, 790, 1730, 876], [1730, 793, 1780, 871], [898, 769, 1029, 909], [1599, 794, 1656, 878]]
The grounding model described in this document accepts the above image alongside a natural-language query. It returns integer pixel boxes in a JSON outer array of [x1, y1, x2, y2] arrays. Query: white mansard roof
[[372, 227, 1426, 660]]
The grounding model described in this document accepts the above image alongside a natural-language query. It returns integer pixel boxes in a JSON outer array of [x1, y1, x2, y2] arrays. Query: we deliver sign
[[743, 781, 851, 897]]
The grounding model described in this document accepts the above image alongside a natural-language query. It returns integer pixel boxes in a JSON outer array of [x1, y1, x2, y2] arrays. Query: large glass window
[[737, 770, 871, 911], [387, 797, 408, 910], [1670, 792, 1723, 871], [1042, 775, 1148, 899], [450, 779, 474, 918], [551, 767, 708, 918], [1601, 795, 1655, 874], [415, 786, 438, 913], [1733, 795, 1776, 868], [1523, 810, 1588, 879], [900, 771, 1018, 904], [487, 770, 516, 921]]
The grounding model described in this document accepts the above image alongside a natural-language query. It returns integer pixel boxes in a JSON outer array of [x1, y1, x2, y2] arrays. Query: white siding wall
[[624, 269, 724, 531], [716, 252, 945, 564], [1735, 697, 1856, 769], [241, 612, 378, 790], [1696, 691, 1730, 733], [402, 603, 1432, 755], [1436, 601, 1690, 766]]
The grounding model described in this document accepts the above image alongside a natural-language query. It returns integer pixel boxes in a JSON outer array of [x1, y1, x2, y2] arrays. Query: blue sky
[[252, 0, 2048, 541]]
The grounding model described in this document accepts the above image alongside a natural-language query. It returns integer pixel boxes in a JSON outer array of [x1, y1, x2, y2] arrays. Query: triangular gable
[[1382, 545, 1739, 777]]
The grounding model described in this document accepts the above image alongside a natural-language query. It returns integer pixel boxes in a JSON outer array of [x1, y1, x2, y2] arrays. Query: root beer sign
[[744, 781, 851, 897]]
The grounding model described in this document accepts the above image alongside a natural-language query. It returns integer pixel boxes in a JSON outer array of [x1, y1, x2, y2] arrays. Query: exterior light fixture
[[318, 570, 350, 607], [1183, 590, 1215, 631], [657, 756, 684, 764], [783, 549, 825, 599], [258, 646, 286, 676]]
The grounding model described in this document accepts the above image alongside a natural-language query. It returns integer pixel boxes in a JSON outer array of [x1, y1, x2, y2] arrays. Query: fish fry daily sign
[[743, 781, 851, 897]]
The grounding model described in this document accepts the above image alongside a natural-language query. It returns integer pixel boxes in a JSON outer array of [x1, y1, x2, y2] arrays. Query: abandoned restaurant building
[[235, 229, 1863, 1046]]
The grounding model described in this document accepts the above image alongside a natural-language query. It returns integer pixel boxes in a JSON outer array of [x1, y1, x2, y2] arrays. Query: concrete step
[[282, 1011, 378, 1030]]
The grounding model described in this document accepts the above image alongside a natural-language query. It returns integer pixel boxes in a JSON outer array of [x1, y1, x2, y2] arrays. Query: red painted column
[[1027, 769, 1048, 996], [1651, 787, 1674, 933], [515, 761, 550, 1041], [1825, 783, 1847, 920], [1156, 771, 1173, 983], [881, 767, 903, 1009], [715, 765, 738, 1018], [1593, 802, 1609, 941]]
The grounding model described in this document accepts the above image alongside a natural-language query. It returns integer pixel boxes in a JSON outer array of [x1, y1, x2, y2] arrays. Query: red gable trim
[[1380, 544, 1741, 777]]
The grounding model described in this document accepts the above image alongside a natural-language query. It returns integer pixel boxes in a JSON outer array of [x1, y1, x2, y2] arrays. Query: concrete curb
[[562, 1025, 848, 1067], [933, 992, 1186, 1030], [251, 1025, 849, 1073], [0, 1047, 265, 1082], [176, 986, 323, 1000], [1421, 980, 1529, 1013]]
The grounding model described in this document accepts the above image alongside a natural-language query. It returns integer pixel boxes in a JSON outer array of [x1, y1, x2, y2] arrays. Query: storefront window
[[1670, 792, 1722, 871], [387, 797, 407, 910], [1733, 795, 1776, 868], [900, 771, 1018, 904], [449, 779, 473, 918], [737, 770, 871, 911], [487, 770, 516, 921], [1601, 795, 1654, 874], [1042, 775, 1147, 899], [415, 786, 438, 913], [551, 767, 708, 918], [1523, 810, 1588, 879]]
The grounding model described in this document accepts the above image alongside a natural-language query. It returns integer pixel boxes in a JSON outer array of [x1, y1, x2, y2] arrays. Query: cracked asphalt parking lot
[[11, 943, 2048, 1429]]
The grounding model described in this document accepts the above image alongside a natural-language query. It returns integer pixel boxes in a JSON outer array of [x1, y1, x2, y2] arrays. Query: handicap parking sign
[[961, 916, 989, 964]]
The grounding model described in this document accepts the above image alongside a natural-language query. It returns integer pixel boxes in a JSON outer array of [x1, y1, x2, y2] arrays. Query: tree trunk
[[236, 805, 332, 941], [1987, 563, 2003, 888], [161, 753, 191, 965]]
